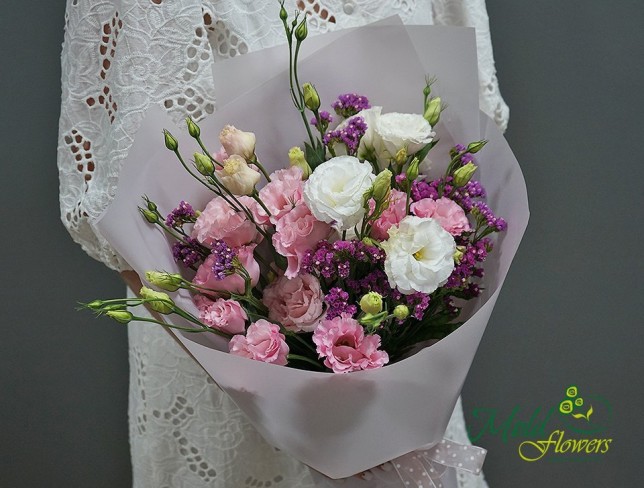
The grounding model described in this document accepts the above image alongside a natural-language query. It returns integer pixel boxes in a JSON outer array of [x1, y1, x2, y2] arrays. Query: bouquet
[[84, 7, 528, 485]]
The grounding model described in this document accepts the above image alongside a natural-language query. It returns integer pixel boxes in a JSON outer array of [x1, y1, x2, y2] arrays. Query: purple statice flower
[[302, 239, 385, 285], [324, 287, 358, 320], [346, 269, 392, 297], [445, 239, 491, 289], [311, 110, 333, 127], [172, 237, 203, 268], [209, 240, 237, 280], [332, 93, 370, 118], [411, 180, 439, 201], [165, 200, 196, 228], [443, 296, 459, 317], [301, 241, 336, 279], [471, 201, 508, 231], [323, 116, 367, 156], [391, 292, 431, 323], [460, 152, 474, 165], [448, 180, 486, 211], [395, 173, 408, 187], [407, 293, 431, 320]]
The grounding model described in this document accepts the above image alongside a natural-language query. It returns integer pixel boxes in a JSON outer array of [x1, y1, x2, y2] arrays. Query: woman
[[58, 1, 508, 486]]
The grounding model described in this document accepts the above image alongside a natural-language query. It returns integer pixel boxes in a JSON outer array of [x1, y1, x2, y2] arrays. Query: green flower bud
[[575, 397, 584, 407], [302, 83, 321, 111], [186, 117, 200, 138], [267, 270, 278, 284], [406, 158, 420, 182], [423, 76, 436, 98], [279, 3, 288, 22], [566, 386, 578, 398], [466, 140, 487, 154], [102, 304, 127, 312], [106, 310, 134, 324], [358, 311, 388, 329], [453, 246, 466, 264], [288, 146, 312, 178], [139, 286, 175, 314], [86, 300, 104, 310], [194, 152, 215, 176], [423, 97, 442, 126], [453, 162, 477, 187], [372, 169, 392, 204], [140, 208, 158, 224], [145, 271, 183, 292], [362, 186, 375, 207], [146, 199, 157, 212], [360, 292, 383, 315], [393, 304, 409, 320], [294, 17, 308, 41], [163, 129, 178, 151], [361, 237, 377, 247], [394, 147, 408, 166]]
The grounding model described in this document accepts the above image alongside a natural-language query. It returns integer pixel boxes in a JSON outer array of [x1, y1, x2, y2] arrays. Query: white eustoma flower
[[303, 156, 375, 231], [375, 112, 434, 159], [381, 215, 456, 295], [354, 106, 383, 158]]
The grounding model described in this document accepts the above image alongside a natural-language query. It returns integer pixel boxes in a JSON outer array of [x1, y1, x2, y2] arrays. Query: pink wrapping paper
[[96, 24, 528, 479]]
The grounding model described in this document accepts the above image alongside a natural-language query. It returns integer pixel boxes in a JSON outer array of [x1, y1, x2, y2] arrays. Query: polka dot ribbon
[[391, 439, 487, 488]]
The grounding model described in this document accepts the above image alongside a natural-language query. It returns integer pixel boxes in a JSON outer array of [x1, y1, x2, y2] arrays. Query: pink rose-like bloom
[[272, 203, 333, 278], [271, 166, 304, 182], [411, 197, 471, 236], [259, 166, 304, 224], [312, 314, 389, 373], [262, 274, 325, 332], [229, 319, 289, 366], [194, 296, 247, 334], [369, 189, 408, 240], [192, 195, 262, 248], [212, 146, 228, 163], [193, 244, 260, 295]]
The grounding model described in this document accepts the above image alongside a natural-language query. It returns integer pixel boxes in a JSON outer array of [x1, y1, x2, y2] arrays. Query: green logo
[[469, 384, 613, 462], [558, 385, 593, 421]]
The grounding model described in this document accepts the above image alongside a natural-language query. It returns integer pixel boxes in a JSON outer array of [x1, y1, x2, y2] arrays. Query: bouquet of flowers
[[85, 7, 528, 485]]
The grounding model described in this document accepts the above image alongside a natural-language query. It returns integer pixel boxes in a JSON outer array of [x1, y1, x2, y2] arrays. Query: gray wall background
[[1, 1, 642, 486]]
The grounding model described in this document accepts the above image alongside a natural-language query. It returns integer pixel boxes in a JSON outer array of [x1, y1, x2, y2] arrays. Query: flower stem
[[287, 354, 324, 370]]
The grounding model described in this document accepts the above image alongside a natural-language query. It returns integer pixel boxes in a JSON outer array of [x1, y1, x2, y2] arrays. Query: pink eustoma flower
[[259, 166, 305, 224], [229, 320, 289, 366], [194, 296, 248, 334], [192, 195, 262, 248], [369, 189, 407, 240], [312, 314, 389, 373], [272, 203, 333, 278], [411, 197, 471, 236], [262, 274, 325, 332]]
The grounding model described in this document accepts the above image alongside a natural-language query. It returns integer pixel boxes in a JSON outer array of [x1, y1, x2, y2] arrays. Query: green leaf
[[304, 140, 326, 170], [586, 405, 594, 420], [413, 140, 439, 167]]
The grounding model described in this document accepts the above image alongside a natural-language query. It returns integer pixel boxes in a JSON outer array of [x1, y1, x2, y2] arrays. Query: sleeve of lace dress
[[432, 0, 510, 131], [57, 2, 216, 271]]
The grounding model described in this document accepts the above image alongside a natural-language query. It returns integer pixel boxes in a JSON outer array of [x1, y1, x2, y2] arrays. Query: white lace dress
[[58, 1, 509, 487]]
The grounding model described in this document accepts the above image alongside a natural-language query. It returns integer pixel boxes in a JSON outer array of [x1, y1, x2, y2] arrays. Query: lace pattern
[[60, 2, 505, 486]]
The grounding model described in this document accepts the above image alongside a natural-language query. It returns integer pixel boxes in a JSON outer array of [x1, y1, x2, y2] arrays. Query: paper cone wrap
[[95, 24, 529, 479]]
